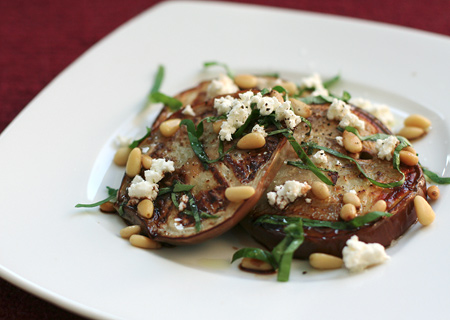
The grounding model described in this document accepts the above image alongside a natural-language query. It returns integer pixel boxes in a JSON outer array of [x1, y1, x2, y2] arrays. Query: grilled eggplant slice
[[115, 90, 288, 245], [241, 103, 427, 258]]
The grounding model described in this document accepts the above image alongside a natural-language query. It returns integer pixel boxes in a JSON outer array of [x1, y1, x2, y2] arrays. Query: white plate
[[1, 1, 449, 319]]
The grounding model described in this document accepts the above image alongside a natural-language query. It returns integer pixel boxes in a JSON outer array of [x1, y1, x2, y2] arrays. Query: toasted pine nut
[[137, 199, 154, 219], [398, 126, 425, 140], [343, 192, 361, 208], [427, 186, 440, 200], [404, 114, 431, 130], [241, 257, 274, 272], [114, 147, 132, 166], [290, 98, 312, 118], [311, 181, 330, 200], [160, 118, 181, 137], [225, 186, 256, 202], [403, 146, 416, 154], [120, 225, 141, 239], [129, 234, 162, 249], [213, 120, 224, 134], [270, 90, 284, 103], [414, 195, 435, 226], [237, 132, 266, 149], [283, 81, 298, 95], [309, 253, 343, 270], [370, 200, 387, 212], [141, 154, 153, 169], [340, 203, 357, 221], [126, 147, 142, 177], [399, 150, 419, 166], [234, 74, 258, 89], [100, 202, 116, 213], [342, 130, 362, 153]]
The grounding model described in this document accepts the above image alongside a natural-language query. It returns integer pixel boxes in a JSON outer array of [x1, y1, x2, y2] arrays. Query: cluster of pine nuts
[[225, 186, 256, 202], [397, 114, 431, 140], [340, 192, 362, 221], [120, 225, 161, 249]]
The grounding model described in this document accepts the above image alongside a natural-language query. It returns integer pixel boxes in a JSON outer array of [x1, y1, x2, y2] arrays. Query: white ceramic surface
[[1, 1, 449, 319]]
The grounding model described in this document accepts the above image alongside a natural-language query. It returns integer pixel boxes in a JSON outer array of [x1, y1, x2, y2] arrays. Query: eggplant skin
[[241, 104, 427, 259]]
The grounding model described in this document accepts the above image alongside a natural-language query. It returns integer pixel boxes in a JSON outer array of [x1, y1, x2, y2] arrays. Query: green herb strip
[[129, 127, 151, 149], [255, 211, 392, 230], [260, 88, 270, 96], [203, 61, 234, 79], [180, 119, 210, 169], [322, 74, 340, 88], [75, 187, 118, 208], [150, 65, 164, 95], [421, 166, 450, 184], [287, 160, 337, 174], [232, 108, 260, 139], [231, 248, 277, 269], [149, 92, 183, 111]]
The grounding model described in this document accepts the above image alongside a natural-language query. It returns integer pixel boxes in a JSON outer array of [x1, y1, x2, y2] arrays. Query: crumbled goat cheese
[[178, 194, 189, 211], [128, 158, 175, 200], [349, 189, 357, 194], [327, 98, 365, 131], [342, 236, 390, 272], [312, 150, 328, 166], [305, 198, 312, 204], [214, 90, 301, 141], [267, 180, 311, 210], [181, 104, 195, 117], [300, 73, 329, 97], [115, 135, 132, 148], [336, 136, 344, 146], [252, 124, 267, 137], [207, 74, 239, 99], [375, 135, 399, 161], [350, 97, 395, 128]]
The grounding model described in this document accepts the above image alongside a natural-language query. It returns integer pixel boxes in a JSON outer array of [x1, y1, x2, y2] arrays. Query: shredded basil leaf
[[231, 248, 277, 268], [322, 74, 340, 88], [149, 65, 164, 96], [75, 187, 118, 208], [272, 85, 287, 95], [173, 183, 195, 193], [299, 95, 333, 104], [260, 88, 271, 96], [233, 108, 260, 139], [203, 61, 234, 79], [287, 160, 338, 174], [129, 127, 151, 149], [180, 119, 210, 169], [149, 92, 183, 111], [421, 166, 450, 184]]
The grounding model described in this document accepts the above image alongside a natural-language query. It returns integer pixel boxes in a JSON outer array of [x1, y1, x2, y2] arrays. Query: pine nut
[[282, 81, 298, 95], [403, 146, 416, 154], [309, 253, 343, 270], [290, 98, 312, 118], [427, 186, 440, 200], [141, 154, 153, 169], [237, 132, 266, 149], [404, 114, 431, 130], [129, 234, 162, 249], [343, 192, 361, 208], [137, 199, 154, 219], [398, 126, 425, 140], [99, 202, 116, 213], [120, 225, 141, 239], [234, 74, 258, 89], [340, 203, 357, 221], [399, 150, 419, 166], [126, 147, 142, 177], [311, 181, 330, 200], [270, 90, 284, 103], [241, 257, 274, 272], [213, 120, 224, 134], [414, 195, 435, 226], [160, 118, 181, 137], [343, 130, 362, 153], [225, 186, 255, 202], [370, 199, 387, 212], [114, 147, 131, 166]]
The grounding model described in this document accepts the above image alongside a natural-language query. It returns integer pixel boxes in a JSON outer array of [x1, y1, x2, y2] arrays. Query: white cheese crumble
[[115, 135, 132, 148], [214, 90, 301, 141], [311, 150, 328, 166], [375, 135, 399, 161], [267, 180, 311, 210], [178, 194, 189, 211], [350, 97, 395, 128], [128, 158, 175, 200], [181, 104, 195, 117], [207, 74, 239, 99], [300, 73, 329, 97], [252, 124, 267, 137], [336, 136, 344, 146], [305, 198, 312, 204], [342, 235, 390, 272], [327, 98, 365, 131]]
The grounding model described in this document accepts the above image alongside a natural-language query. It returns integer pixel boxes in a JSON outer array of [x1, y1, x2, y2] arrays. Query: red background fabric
[[0, 0, 449, 318]]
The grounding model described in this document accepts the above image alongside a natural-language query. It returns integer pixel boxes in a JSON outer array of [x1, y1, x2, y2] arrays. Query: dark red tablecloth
[[1, 0, 449, 318]]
